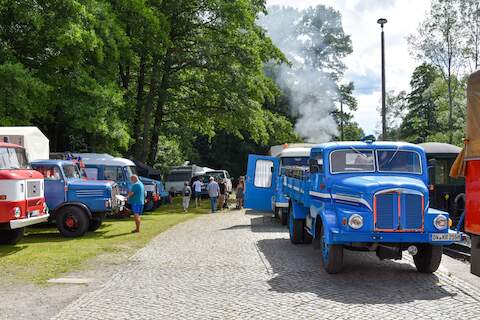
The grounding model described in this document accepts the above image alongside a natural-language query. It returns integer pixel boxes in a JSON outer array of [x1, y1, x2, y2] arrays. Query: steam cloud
[[258, 6, 339, 142]]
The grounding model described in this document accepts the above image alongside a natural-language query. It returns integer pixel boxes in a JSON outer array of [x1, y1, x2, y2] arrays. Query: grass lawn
[[0, 198, 211, 283]]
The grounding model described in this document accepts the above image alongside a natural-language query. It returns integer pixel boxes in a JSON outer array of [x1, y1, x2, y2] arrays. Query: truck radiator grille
[[75, 190, 104, 198], [374, 191, 424, 232]]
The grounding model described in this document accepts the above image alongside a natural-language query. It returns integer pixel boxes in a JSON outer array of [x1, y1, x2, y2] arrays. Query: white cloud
[[266, 0, 430, 135]]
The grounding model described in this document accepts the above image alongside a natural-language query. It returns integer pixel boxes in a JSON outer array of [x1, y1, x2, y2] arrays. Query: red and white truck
[[0, 141, 49, 244]]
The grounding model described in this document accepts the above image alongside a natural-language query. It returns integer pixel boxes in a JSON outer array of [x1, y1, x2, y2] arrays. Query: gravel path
[[53, 210, 480, 320]]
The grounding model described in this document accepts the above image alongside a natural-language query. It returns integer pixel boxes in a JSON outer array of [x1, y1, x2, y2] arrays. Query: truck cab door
[[244, 155, 279, 212], [34, 165, 66, 211]]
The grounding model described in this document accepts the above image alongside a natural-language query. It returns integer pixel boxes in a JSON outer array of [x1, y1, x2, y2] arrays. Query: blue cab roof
[[311, 141, 424, 154]]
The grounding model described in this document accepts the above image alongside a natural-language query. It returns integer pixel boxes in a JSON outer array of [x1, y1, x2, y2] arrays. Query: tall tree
[[408, 0, 464, 143], [400, 64, 440, 143], [461, 0, 480, 71]]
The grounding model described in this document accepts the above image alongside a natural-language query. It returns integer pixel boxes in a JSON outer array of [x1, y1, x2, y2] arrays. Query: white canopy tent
[[0, 127, 49, 161]]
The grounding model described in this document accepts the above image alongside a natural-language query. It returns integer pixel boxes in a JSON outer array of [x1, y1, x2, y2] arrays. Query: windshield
[[63, 164, 81, 179], [125, 166, 137, 179], [330, 149, 375, 173], [377, 150, 422, 174], [0, 147, 29, 169], [167, 172, 191, 182]]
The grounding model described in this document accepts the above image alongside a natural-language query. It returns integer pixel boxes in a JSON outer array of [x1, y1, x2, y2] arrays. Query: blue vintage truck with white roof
[[245, 141, 463, 274], [79, 156, 166, 211], [31, 160, 122, 237]]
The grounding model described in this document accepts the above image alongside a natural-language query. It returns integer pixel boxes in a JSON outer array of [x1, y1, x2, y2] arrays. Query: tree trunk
[[148, 94, 165, 165], [138, 55, 160, 162], [131, 52, 147, 158], [447, 69, 454, 144]]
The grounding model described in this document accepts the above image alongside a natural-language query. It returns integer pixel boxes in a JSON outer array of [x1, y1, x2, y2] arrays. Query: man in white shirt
[[192, 178, 203, 208], [206, 177, 220, 213]]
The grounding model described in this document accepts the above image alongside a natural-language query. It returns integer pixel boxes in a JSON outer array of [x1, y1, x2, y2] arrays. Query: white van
[[204, 170, 232, 193]]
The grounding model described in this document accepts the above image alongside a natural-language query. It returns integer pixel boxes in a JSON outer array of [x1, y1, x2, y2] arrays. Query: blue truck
[[270, 147, 312, 225], [245, 141, 463, 274], [31, 160, 123, 237], [79, 156, 167, 211]]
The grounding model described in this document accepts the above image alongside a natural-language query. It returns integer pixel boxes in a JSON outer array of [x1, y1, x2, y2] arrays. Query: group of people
[[181, 176, 245, 213], [125, 173, 246, 233], [181, 177, 229, 213]]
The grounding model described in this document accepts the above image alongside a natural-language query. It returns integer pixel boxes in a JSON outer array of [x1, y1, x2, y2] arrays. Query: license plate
[[29, 210, 40, 217], [431, 233, 462, 241]]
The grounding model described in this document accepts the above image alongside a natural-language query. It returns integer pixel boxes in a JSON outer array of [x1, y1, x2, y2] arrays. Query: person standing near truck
[[207, 177, 220, 213], [192, 178, 202, 208], [218, 179, 227, 211], [182, 182, 192, 212], [128, 175, 145, 233]]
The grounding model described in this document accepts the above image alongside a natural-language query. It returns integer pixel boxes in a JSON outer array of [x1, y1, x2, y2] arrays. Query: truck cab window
[[36, 166, 61, 180], [104, 166, 124, 181]]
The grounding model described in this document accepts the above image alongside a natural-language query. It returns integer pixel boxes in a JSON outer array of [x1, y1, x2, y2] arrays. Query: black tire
[[0, 228, 25, 245], [413, 244, 443, 273], [279, 208, 288, 226], [288, 204, 305, 244], [88, 217, 103, 231], [320, 224, 343, 274], [56, 206, 89, 237]]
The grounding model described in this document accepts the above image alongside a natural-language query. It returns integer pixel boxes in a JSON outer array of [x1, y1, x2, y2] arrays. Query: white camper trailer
[[0, 127, 49, 161]]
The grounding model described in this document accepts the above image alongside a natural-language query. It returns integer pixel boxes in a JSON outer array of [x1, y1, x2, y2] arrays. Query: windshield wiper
[[385, 145, 401, 166], [350, 146, 368, 158]]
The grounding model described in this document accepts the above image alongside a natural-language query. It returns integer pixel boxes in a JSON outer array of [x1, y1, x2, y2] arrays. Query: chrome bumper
[[10, 214, 50, 229]]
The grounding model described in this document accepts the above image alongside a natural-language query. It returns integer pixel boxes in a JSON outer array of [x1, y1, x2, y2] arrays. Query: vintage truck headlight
[[13, 207, 21, 218], [348, 214, 363, 230], [433, 214, 448, 230]]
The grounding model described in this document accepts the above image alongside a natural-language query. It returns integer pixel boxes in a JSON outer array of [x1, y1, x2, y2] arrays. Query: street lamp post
[[377, 18, 387, 140]]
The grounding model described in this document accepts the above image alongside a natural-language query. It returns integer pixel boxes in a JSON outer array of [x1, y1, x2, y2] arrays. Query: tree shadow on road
[[221, 215, 286, 233], [256, 238, 456, 305]]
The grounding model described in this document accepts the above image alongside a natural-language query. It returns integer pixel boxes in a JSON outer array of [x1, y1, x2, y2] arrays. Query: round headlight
[[14, 207, 21, 218], [348, 214, 363, 230], [433, 214, 448, 230]]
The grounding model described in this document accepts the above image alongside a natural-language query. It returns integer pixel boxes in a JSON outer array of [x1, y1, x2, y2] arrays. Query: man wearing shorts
[[128, 175, 145, 233]]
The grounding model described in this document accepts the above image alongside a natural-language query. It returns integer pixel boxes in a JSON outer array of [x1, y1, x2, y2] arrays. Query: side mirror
[[309, 159, 319, 173]]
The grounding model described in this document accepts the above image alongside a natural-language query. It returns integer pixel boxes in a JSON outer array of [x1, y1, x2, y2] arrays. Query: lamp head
[[377, 18, 387, 27]]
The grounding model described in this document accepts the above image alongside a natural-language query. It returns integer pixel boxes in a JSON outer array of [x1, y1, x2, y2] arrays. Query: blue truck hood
[[67, 178, 114, 190], [331, 175, 428, 196]]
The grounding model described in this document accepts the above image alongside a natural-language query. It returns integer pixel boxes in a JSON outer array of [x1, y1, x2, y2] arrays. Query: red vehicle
[[451, 69, 480, 276], [0, 142, 49, 244]]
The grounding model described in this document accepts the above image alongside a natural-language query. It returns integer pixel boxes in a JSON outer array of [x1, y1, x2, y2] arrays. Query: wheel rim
[[320, 226, 329, 263], [288, 208, 293, 238], [64, 214, 79, 231]]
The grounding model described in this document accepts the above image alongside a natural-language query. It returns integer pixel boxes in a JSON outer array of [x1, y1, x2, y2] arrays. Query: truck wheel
[[88, 217, 103, 232], [413, 244, 442, 273], [288, 205, 305, 244], [320, 224, 343, 274], [278, 208, 288, 226], [56, 206, 89, 237], [0, 228, 25, 245]]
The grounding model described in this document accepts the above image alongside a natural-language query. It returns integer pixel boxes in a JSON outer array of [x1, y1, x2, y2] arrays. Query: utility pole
[[340, 99, 344, 141], [377, 18, 387, 140]]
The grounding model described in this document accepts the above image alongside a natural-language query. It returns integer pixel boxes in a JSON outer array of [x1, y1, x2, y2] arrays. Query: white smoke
[[258, 6, 340, 142]]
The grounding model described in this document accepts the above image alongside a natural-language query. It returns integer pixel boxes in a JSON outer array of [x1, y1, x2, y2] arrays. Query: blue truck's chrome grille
[[375, 191, 423, 232]]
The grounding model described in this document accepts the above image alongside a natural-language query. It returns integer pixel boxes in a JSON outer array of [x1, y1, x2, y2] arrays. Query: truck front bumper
[[10, 214, 50, 229], [331, 229, 464, 246]]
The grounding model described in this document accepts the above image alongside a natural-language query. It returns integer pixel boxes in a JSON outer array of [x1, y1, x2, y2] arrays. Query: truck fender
[[289, 200, 308, 220], [52, 202, 92, 220], [310, 205, 337, 243]]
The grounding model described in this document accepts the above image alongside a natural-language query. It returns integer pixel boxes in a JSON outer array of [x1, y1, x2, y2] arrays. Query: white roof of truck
[[278, 147, 312, 158], [82, 157, 135, 167], [0, 126, 49, 161], [269, 143, 316, 157]]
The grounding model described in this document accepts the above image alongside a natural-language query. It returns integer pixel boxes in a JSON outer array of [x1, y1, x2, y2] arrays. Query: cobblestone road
[[54, 210, 480, 320]]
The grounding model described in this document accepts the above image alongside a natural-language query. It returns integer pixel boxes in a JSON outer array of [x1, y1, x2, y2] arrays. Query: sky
[[266, 0, 431, 136]]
